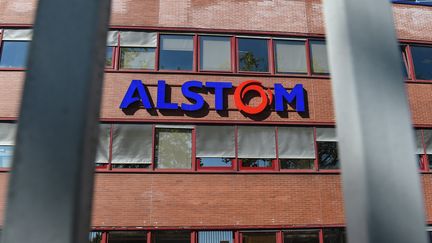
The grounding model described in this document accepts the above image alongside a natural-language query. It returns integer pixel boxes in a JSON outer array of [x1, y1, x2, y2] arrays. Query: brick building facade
[[0, 1, 431, 242]]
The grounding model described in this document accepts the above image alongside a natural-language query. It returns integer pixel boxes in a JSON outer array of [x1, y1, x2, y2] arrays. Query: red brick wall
[[0, 173, 430, 227], [1, 1, 432, 42]]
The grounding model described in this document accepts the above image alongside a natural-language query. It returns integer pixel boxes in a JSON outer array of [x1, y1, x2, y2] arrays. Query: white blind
[[316, 128, 337, 142], [424, 129, 432, 154], [106, 31, 118, 46], [275, 40, 307, 73], [120, 31, 157, 47], [278, 127, 315, 159], [415, 130, 424, 154], [112, 124, 153, 164], [161, 35, 193, 51], [201, 37, 231, 71], [3, 29, 33, 41], [0, 123, 17, 146], [96, 124, 111, 163], [310, 41, 329, 74], [196, 126, 235, 158], [238, 126, 276, 158]]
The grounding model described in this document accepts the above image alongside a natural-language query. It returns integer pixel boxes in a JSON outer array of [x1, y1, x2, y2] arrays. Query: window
[[119, 31, 157, 70], [309, 40, 330, 74], [198, 231, 233, 243], [411, 46, 432, 80], [242, 232, 276, 243], [89, 232, 103, 243], [106, 47, 114, 68], [0, 123, 17, 168], [200, 36, 231, 71], [400, 45, 409, 79], [415, 130, 425, 169], [0, 29, 32, 68], [278, 127, 315, 169], [95, 124, 111, 168], [109, 231, 147, 243], [238, 126, 276, 169], [238, 38, 269, 72], [323, 228, 346, 243], [283, 230, 320, 243], [316, 128, 339, 170], [153, 231, 190, 243], [155, 127, 192, 169], [159, 35, 194, 71], [106, 31, 118, 68], [111, 124, 153, 169], [274, 40, 307, 74], [424, 129, 432, 170], [196, 126, 235, 169]]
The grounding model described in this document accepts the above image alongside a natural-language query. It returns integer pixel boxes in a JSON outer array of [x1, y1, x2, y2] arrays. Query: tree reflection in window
[[317, 142, 340, 170], [238, 38, 269, 72], [89, 232, 103, 243], [241, 158, 273, 168], [155, 128, 192, 169]]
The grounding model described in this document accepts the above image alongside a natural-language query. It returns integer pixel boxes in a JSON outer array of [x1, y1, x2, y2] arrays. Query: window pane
[[310, 40, 329, 74], [199, 157, 233, 167], [323, 228, 346, 243], [242, 232, 276, 243], [153, 231, 190, 243], [318, 142, 340, 170], [112, 124, 153, 164], [106, 47, 114, 67], [0, 41, 30, 68], [238, 38, 269, 72], [280, 159, 314, 170], [237, 126, 276, 159], [120, 47, 155, 69], [200, 36, 231, 71], [400, 45, 409, 79], [241, 158, 273, 168], [109, 231, 147, 243], [0, 145, 13, 168], [283, 230, 319, 243], [274, 40, 307, 73], [89, 232, 103, 243], [196, 126, 235, 158], [159, 35, 194, 71], [155, 128, 192, 169], [198, 231, 233, 243], [411, 46, 432, 80]]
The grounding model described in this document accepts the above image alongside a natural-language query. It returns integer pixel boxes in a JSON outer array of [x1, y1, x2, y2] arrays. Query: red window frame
[[197, 34, 234, 73], [236, 37, 272, 74]]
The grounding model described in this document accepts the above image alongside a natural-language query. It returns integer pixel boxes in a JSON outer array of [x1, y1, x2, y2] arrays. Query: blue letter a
[[119, 80, 153, 109], [274, 83, 305, 112]]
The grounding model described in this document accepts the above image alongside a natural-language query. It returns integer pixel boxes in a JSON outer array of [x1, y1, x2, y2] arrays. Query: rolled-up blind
[[3, 29, 33, 41], [424, 129, 432, 154], [278, 127, 315, 159], [107, 31, 119, 46], [196, 126, 235, 158], [112, 124, 153, 164], [238, 126, 276, 158], [0, 123, 17, 145], [316, 128, 337, 142], [415, 130, 424, 154], [120, 31, 157, 47], [96, 124, 111, 163]]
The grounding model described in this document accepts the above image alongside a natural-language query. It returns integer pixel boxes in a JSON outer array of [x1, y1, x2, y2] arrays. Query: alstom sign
[[120, 80, 306, 115]]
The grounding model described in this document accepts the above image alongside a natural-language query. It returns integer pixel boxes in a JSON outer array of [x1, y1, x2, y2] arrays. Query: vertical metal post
[[1, 0, 111, 242], [322, 0, 428, 243]]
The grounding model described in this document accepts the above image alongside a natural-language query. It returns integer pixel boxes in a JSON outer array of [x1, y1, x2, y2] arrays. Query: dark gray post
[[1, 0, 111, 242], [322, 0, 428, 242]]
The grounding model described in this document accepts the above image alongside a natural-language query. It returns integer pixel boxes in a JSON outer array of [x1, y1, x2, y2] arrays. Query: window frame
[[308, 39, 330, 76], [157, 33, 197, 73], [272, 38, 308, 75], [198, 34, 234, 73], [407, 44, 432, 82], [236, 37, 272, 74]]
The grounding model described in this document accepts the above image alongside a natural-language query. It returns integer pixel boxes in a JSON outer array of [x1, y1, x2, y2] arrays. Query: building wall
[[0, 0, 432, 229], [1, 0, 432, 42]]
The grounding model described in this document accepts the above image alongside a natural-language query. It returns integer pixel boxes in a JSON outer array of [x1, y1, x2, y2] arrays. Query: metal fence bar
[[0, 0, 111, 242], [322, 0, 428, 242]]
